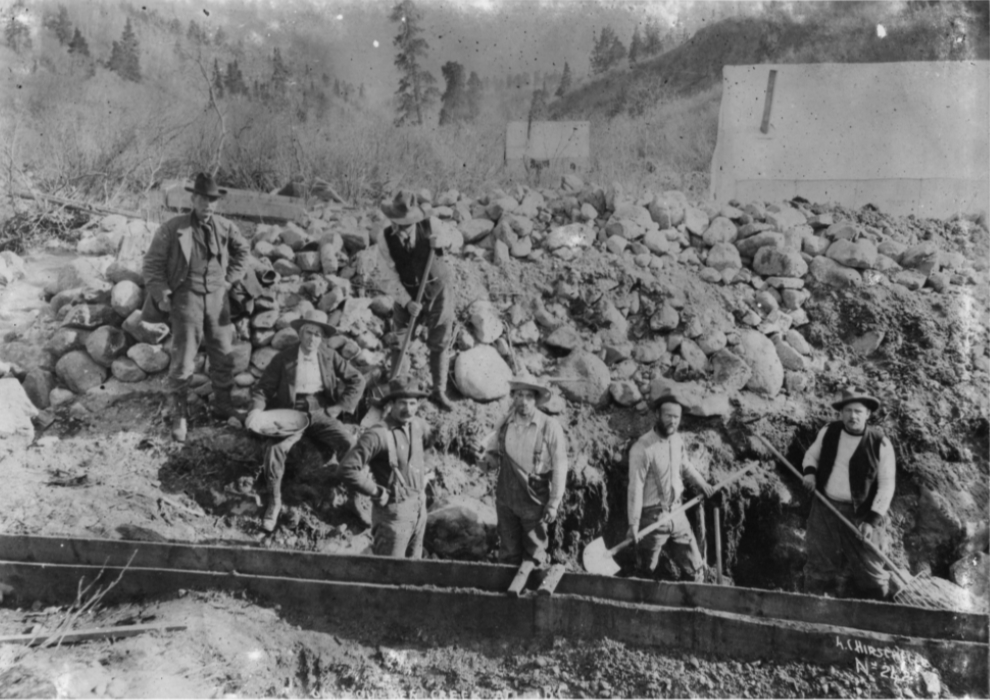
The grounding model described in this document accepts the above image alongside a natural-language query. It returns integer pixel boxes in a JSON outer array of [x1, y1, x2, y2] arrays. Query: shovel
[[582, 462, 758, 576], [361, 247, 436, 428]]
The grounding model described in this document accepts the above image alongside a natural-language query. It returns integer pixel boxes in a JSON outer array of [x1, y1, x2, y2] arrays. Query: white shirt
[[484, 410, 569, 509], [803, 426, 896, 517], [294, 349, 322, 395], [627, 429, 707, 530]]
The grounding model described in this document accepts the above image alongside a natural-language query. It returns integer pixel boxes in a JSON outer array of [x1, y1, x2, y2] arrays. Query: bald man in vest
[[801, 386, 896, 600], [339, 376, 435, 558]]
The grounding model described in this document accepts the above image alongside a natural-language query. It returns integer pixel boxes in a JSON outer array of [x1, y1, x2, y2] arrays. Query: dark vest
[[383, 220, 451, 304], [814, 421, 884, 518]]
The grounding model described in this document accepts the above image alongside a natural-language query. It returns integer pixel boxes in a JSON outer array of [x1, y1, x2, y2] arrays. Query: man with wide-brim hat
[[339, 375, 437, 558], [800, 385, 895, 600], [378, 190, 457, 412], [142, 172, 250, 442], [477, 372, 568, 566], [626, 391, 714, 582], [245, 309, 365, 532]]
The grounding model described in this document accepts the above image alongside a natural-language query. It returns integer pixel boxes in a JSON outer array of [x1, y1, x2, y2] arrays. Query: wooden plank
[[0, 623, 187, 646], [760, 69, 777, 134], [537, 564, 566, 597], [2, 535, 984, 645], [507, 561, 535, 597], [163, 183, 307, 224], [553, 571, 988, 645]]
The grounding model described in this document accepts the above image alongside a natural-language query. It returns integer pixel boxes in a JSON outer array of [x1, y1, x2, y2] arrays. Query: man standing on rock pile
[[627, 393, 713, 582], [142, 173, 250, 442], [379, 190, 456, 412], [800, 386, 895, 600], [339, 376, 436, 558], [479, 374, 569, 567], [245, 310, 366, 533]]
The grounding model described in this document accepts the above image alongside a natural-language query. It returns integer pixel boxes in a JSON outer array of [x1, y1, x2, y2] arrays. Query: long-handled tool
[[582, 462, 758, 577], [713, 499, 724, 585], [361, 248, 436, 427], [754, 433, 979, 612]]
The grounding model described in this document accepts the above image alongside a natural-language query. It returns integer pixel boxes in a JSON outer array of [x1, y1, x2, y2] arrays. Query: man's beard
[[656, 422, 676, 437]]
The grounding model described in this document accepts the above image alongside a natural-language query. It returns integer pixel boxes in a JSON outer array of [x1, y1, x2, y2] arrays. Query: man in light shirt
[[801, 386, 896, 599], [480, 374, 568, 566], [627, 393, 713, 582], [246, 310, 365, 532]]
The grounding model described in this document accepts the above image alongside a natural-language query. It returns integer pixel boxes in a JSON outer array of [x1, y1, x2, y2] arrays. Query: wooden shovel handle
[[608, 462, 758, 557], [754, 433, 910, 589], [389, 247, 436, 382]]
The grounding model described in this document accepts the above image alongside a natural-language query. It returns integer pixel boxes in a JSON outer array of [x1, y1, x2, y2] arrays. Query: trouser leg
[[262, 430, 304, 501], [496, 502, 525, 566], [168, 289, 205, 391], [406, 497, 428, 559], [306, 410, 356, 460], [803, 497, 848, 595], [372, 496, 422, 558], [843, 511, 891, 599], [202, 287, 235, 390], [635, 505, 671, 576], [517, 503, 549, 566], [665, 510, 705, 582]]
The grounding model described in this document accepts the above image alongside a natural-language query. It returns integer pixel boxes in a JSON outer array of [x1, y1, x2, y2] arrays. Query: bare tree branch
[[195, 56, 226, 177]]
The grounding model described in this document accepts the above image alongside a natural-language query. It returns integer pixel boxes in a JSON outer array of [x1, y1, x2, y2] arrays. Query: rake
[[755, 433, 982, 613]]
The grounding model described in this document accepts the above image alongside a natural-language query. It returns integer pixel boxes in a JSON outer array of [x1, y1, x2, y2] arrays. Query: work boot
[[212, 386, 245, 421], [169, 390, 188, 443], [261, 493, 282, 533], [429, 349, 454, 412]]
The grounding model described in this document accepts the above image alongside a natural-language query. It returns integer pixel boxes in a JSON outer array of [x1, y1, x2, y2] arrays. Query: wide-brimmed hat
[[831, 385, 880, 412], [382, 375, 430, 402], [245, 408, 310, 438], [381, 190, 425, 226], [184, 172, 227, 199], [509, 372, 551, 402], [289, 309, 335, 336]]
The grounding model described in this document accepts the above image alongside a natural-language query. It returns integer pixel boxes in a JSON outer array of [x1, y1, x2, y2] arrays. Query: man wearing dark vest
[[339, 376, 435, 558], [801, 386, 896, 599], [480, 373, 568, 566], [379, 191, 456, 412], [142, 173, 250, 442], [245, 310, 366, 533]]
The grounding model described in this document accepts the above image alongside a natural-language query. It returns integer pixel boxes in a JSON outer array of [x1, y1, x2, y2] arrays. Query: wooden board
[[0, 534, 984, 646], [163, 183, 307, 224], [0, 623, 187, 646]]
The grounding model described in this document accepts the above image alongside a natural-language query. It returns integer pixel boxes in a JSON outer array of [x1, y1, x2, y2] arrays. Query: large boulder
[[826, 239, 878, 270], [458, 218, 496, 244], [110, 280, 144, 318], [127, 344, 170, 374], [467, 300, 504, 344], [753, 247, 808, 278], [85, 325, 129, 368], [453, 345, 512, 401], [44, 258, 109, 297], [557, 351, 610, 406], [647, 192, 686, 228], [426, 496, 498, 560], [809, 256, 863, 288], [710, 349, 752, 392], [45, 327, 91, 359], [60, 303, 118, 330], [545, 223, 595, 250], [736, 330, 784, 397], [55, 350, 109, 393], [701, 217, 738, 246], [22, 368, 56, 409], [609, 380, 643, 407], [647, 377, 730, 418], [544, 326, 581, 352], [111, 357, 148, 383], [736, 231, 785, 258], [900, 242, 940, 275], [0, 377, 38, 443], [706, 243, 742, 272]]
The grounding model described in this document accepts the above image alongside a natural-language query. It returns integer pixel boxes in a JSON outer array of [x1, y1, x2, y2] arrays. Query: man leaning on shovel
[[479, 373, 568, 567], [379, 190, 456, 412], [142, 173, 250, 442], [627, 392, 713, 582], [800, 385, 895, 600]]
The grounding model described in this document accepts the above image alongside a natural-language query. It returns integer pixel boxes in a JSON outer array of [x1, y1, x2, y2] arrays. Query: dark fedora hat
[[381, 190, 425, 226], [382, 375, 430, 402], [185, 172, 227, 199], [289, 309, 336, 336], [831, 385, 881, 412]]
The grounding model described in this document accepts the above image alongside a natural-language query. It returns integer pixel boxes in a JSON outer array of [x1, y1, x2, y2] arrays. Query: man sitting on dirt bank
[[142, 173, 250, 442], [338, 376, 436, 558], [479, 374, 568, 567], [801, 386, 895, 600], [379, 191, 456, 412], [627, 393, 713, 582], [245, 310, 366, 533]]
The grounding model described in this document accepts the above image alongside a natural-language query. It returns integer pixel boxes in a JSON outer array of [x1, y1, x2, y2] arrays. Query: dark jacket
[[382, 219, 452, 304], [250, 342, 365, 415], [141, 212, 249, 322]]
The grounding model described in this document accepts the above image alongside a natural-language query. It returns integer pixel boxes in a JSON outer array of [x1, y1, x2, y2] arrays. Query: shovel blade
[[582, 537, 621, 577]]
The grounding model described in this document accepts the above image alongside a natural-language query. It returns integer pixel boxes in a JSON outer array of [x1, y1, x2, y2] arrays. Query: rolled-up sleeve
[[544, 417, 568, 509], [802, 426, 828, 475], [627, 440, 647, 531], [871, 438, 896, 518], [339, 429, 386, 497]]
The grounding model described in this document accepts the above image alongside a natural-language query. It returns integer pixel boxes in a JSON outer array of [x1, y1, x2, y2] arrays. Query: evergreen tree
[[4, 3, 32, 54], [608, 31, 627, 67], [466, 70, 483, 120], [643, 18, 663, 56], [119, 18, 141, 82], [67, 27, 89, 57], [555, 61, 572, 97], [629, 25, 642, 63], [439, 60, 470, 125], [590, 27, 618, 74], [527, 87, 548, 123], [214, 26, 227, 46], [225, 60, 247, 96], [107, 40, 124, 73], [187, 20, 203, 44], [390, 0, 439, 126], [212, 58, 225, 98], [271, 47, 290, 96]]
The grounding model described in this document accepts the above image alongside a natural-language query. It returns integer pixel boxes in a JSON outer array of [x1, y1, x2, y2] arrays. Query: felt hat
[[382, 375, 430, 402], [184, 172, 227, 199], [831, 385, 881, 412], [381, 190, 425, 226], [289, 309, 335, 336], [509, 372, 551, 402]]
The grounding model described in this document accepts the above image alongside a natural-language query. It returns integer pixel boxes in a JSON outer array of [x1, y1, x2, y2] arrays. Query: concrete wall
[[505, 121, 590, 177], [709, 62, 990, 218]]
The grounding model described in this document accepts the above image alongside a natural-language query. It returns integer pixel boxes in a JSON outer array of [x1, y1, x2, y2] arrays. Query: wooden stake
[[760, 69, 778, 135], [0, 622, 186, 646]]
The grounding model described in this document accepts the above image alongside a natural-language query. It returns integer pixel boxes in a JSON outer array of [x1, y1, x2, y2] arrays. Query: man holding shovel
[[479, 373, 569, 567], [627, 393, 713, 582], [380, 191, 456, 412], [800, 386, 895, 600]]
